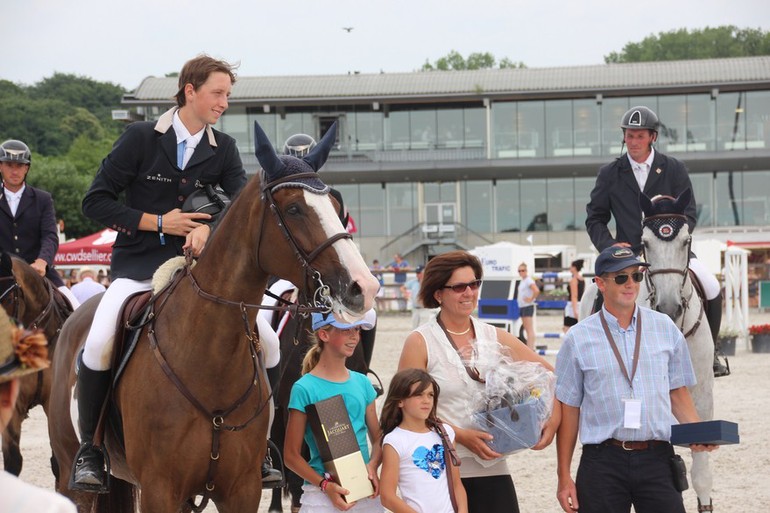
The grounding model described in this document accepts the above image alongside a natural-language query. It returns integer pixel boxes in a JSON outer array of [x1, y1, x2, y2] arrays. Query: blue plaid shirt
[[556, 305, 696, 444]]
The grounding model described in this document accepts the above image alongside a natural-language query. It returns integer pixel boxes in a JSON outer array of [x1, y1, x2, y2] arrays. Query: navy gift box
[[670, 420, 739, 447]]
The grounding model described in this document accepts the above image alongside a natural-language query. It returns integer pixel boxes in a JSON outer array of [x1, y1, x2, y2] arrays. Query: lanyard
[[599, 310, 642, 392]]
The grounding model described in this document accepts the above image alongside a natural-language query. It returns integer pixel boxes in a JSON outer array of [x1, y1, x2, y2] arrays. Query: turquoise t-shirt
[[288, 371, 377, 478]]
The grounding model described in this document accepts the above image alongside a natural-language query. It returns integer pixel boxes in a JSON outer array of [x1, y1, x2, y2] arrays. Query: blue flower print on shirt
[[412, 444, 445, 479]]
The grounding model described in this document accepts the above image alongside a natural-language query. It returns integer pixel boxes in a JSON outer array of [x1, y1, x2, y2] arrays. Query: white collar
[[627, 148, 655, 170], [3, 184, 25, 199], [172, 110, 205, 148]]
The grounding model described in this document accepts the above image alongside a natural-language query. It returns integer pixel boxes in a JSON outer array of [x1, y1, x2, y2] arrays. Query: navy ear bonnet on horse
[[640, 188, 692, 241], [254, 120, 336, 194]]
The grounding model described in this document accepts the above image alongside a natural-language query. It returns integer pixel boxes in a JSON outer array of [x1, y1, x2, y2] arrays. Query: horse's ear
[[303, 122, 337, 172], [674, 188, 692, 213], [253, 121, 285, 179], [639, 192, 653, 217]]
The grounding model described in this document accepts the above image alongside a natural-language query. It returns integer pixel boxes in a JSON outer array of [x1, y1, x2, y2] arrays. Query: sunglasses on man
[[601, 271, 645, 285], [442, 279, 482, 293]]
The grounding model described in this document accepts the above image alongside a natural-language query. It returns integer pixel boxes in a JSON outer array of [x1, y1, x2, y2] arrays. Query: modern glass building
[[123, 56, 770, 264]]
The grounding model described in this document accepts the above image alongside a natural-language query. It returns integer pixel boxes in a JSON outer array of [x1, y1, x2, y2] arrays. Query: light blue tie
[[177, 140, 186, 169]]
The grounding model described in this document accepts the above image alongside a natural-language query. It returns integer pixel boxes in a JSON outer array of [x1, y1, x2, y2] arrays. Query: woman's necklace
[[444, 324, 471, 336]]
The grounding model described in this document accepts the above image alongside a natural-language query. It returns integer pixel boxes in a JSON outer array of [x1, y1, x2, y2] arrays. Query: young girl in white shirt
[[380, 368, 467, 513]]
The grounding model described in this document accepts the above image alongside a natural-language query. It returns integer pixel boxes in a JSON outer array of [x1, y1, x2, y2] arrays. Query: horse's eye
[[285, 205, 301, 216]]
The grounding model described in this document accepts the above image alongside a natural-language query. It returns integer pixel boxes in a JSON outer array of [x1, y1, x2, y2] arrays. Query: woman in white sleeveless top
[[398, 250, 561, 513]]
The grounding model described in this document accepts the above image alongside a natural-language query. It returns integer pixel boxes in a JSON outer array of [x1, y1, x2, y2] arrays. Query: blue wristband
[[158, 214, 165, 246]]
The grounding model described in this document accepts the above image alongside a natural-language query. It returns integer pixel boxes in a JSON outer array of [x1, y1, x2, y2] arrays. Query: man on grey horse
[[585, 106, 729, 378]]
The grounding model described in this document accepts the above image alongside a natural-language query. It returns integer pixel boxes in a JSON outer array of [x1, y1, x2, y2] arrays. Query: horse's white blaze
[[304, 191, 379, 320]]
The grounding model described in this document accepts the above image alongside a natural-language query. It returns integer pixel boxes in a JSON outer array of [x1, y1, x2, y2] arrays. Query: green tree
[[422, 50, 526, 70], [28, 73, 125, 126], [0, 97, 75, 155], [605, 26, 770, 63]]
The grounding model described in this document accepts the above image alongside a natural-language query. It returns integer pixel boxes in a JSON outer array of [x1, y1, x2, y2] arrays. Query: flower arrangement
[[748, 324, 770, 336], [718, 327, 740, 338]]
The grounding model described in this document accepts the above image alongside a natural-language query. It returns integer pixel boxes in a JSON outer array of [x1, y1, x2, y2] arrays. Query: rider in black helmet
[[0, 139, 80, 309], [586, 106, 729, 377]]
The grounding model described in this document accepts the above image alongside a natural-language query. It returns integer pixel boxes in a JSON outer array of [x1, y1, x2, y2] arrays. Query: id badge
[[623, 398, 642, 429]]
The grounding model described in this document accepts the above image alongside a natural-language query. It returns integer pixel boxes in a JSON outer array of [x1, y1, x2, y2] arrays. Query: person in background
[[585, 105, 728, 378], [284, 312, 383, 512], [388, 253, 410, 285], [380, 368, 467, 513], [562, 259, 585, 332], [70, 54, 246, 492], [0, 139, 80, 310], [71, 266, 106, 304], [371, 259, 384, 293], [0, 308, 77, 512], [401, 264, 425, 329], [398, 250, 560, 513], [516, 263, 539, 349], [555, 246, 717, 513]]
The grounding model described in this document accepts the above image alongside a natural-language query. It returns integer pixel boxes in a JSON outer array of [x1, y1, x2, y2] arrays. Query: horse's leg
[[268, 487, 283, 512], [691, 451, 714, 511], [215, 486, 263, 513], [1, 414, 24, 475], [688, 326, 716, 510]]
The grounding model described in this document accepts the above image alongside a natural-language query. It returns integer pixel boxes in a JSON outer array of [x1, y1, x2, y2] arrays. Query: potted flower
[[748, 324, 770, 353], [717, 327, 740, 356]]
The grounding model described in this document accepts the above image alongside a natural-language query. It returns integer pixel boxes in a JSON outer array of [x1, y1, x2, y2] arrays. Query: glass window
[[387, 183, 417, 233], [573, 177, 595, 231], [746, 91, 770, 150], [438, 109, 465, 149], [491, 102, 516, 156], [354, 111, 383, 151], [741, 170, 770, 225], [573, 99, 600, 156], [495, 179, 521, 232], [600, 98, 629, 156], [220, 107, 249, 154], [716, 92, 746, 151], [410, 110, 436, 149], [657, 95, 687, 151], [464, 108, 486, 148], [545, 100, 573, 157], [547, 178, 575, 231], [689, 173, 713, 227], [279, 113, 310, 147], [517, 101, 544, 158], [461, 181, 492, 232], [386, 111, 410, 150], [423, 182, 456, 203], [358, 184, 386, 236], [714, 171, 744, 227], [250, 112, 278, 152], [686, 94, 714, 151], [521, 180, 548, 231]]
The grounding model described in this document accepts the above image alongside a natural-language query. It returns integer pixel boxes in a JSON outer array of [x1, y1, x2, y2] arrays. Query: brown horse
[[47, 122, 380, 513], [0, 251, 73, 477]]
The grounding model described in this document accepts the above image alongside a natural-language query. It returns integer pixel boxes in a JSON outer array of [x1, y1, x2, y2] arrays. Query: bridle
[[641, 213, 703, 338]]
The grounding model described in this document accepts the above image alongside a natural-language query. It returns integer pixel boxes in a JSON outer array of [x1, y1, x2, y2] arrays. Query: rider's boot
[[706, 295, 730, 378], [69, 358, 112, 493]]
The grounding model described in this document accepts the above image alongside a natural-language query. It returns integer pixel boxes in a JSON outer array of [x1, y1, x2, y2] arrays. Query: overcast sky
[[4, 0, 769, 90]]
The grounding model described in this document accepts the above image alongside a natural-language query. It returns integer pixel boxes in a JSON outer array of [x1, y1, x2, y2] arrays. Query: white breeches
[[57, 286, 81, 310], [689, 257, 720, 300], [81, 278, 152, 371]]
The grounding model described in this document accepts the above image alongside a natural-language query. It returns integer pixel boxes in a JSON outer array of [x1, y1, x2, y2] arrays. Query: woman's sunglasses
[[605, 271, 645, 285], [442, 279, 482, 293]]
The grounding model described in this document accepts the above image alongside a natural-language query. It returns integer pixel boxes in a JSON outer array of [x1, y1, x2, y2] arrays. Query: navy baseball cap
[[594, 247, 650, 275], [312, 309, 376, 331]]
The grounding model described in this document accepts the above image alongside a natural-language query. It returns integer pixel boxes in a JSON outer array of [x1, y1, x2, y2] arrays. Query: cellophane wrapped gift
[[466, 339, 555, 456]]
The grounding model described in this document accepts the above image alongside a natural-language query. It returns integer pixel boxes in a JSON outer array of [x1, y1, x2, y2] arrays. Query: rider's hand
[[161, 208, 211, 237], [30, 259, 47, 277], [183, 224, 211, 257], [611, 242, 632, 248]]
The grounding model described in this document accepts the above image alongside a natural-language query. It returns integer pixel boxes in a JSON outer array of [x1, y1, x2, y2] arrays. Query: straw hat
[[0, 309, 49, 384]]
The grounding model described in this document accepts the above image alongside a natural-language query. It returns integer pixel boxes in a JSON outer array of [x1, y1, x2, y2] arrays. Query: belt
[[602, 439, 669, 451]]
